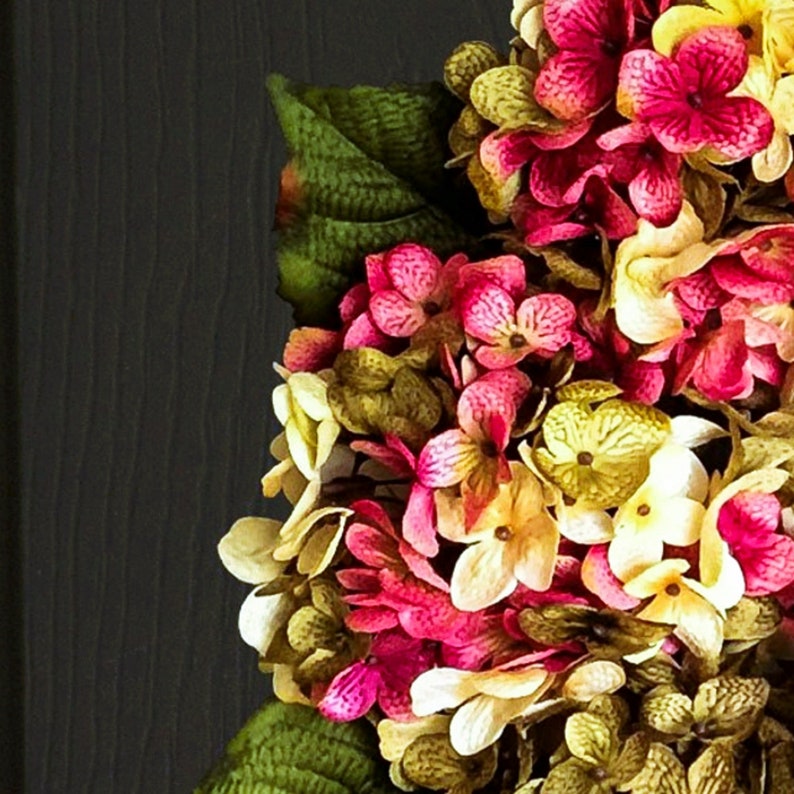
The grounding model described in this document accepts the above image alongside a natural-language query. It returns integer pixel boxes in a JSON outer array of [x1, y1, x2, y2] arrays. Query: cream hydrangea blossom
[[623, 552, 745, 659], [437, 462, 561, 611], [735, 55, 794, 182], [410, 664, 554, 756], [511, 0, 544, 48], [612, 202, 714, 346], [608, 444, 709, 582]]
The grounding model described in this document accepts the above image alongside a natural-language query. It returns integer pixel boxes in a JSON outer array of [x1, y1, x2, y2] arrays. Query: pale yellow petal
[[687, 546, 745, 612], [624, 559, 690, 599], [285, 416, 316, 480], [752, 128, 793, 182], [450, 541, 516, 611], [218, 516, 286, 584], [648, 444, 709, 501], [411, 668, 481, 716], [378, 715, 451, 762], [673, 590, 724, 659], [652, 6, 733, 55], [608, 530, 665, 583], [272, 663, 312, 705], [670, 415, 729, 449], [261, 458, 294, 498], [557, 502, 615, 544], [272, 382, 291, 426], [562, 660, 626, 702], [512, 515, 560, 592], [474, 667, 549, 699], [450, 693, 535, 756]]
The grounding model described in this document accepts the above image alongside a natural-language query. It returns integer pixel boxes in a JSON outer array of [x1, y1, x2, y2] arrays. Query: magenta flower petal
[[458, 380, 517, 442], [456, 255, 527, 299], [628, 156, 682, 227], [535, 50, 615, 121], [343, 312, 393, 350], [385, 243, 442, 302], [461, 282, 515, 342], [403, 484, 440, 558], [319, 661, 380, 722], [710, 257, 794, 303], [474, 345, 528, 370], [345, 607, 400, 633], [516, 294, 576, 355], [675, 25, 748, 98], [365, 253, 390, 293], [370, 289, 428, 337], [346, 523, 396, 569], [693, 98, 775, 161], [618, 49, 681, 118], [282, 327, 341, 373]]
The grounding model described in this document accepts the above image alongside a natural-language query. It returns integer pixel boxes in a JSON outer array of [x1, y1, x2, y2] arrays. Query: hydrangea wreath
[[198, 2, 794, 792]]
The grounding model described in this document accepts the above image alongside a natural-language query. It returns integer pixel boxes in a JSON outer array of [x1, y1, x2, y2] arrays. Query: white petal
[[648, 444, 709, 501], [608, 531, 664, 583], [562, 660, 626, 701], [450, 695, 529, 756], [288, 372, 332, 421], [558, 503, 615, 544], [238, 589, 292, 655], [670, 415, 729, 449]]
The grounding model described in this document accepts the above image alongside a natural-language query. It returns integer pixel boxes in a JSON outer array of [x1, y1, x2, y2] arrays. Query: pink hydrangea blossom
[[535, 0, 636, 122], [717, 492, 794, 596], [460, 281, 578, 369], [318, 629, 436, 722], [618, 26, 774, 160]]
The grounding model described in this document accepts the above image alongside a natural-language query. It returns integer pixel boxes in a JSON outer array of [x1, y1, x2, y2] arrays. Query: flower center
[[686, 91, 704, 109], [577, 451, 594, 466], [592, 767, 609, 782], [494, 525, 513, 541], [737, 23, 753, 40], [509, 332, 527, 349], [481, 439, 499, 458], [600, 39, 621, 57], [665, 583, 681, 597], [636, 503, 651, 517], [423, 300, 442, 316]]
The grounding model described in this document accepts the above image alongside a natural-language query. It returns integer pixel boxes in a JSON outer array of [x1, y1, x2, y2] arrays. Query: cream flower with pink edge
[[437, 462, 561, 611], [608, 443, 709, 582], [623, 552, 744, 659]]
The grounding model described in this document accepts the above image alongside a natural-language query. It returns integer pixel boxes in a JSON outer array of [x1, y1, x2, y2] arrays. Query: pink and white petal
[[385, 243, 442, 302], [517, 293, 576, 354], [597, 121, 654, 150], [451, 542, 516, 611], [370, 290, 427, 337], [339, 282, 371, 322], [350, 439, 414, 477], [581, 544, 642, 608], [480, 130, 537, 181], [401, 544, 450, 592], [461, 283, 515, 343], [474, 344, 529, 370], [543, 0, 618, 48], [343, 312, 394, 350], [675, 26, 748, 98], [698, 98, 775, 162], [478, 368, 532, 408], [458, 381, 518, 442], [402, 483, 439, 557], [456, 255, 527, 300], [718, 492, 781, 543], [319, 662, 381, 722], [535, 50, 616, 122], [629, 159, 682, 227], [529, 119, 593, 150], [418, 430, 479, 488]]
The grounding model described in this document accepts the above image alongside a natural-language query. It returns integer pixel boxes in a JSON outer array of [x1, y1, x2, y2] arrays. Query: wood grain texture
[[16, 3, 509, 791]]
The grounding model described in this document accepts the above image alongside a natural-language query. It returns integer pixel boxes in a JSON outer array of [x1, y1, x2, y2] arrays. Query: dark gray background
[[12, 2, 510, 792]]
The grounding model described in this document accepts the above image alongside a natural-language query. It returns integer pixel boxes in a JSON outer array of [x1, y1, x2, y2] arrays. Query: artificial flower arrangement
[[199, 1, 794, 792]]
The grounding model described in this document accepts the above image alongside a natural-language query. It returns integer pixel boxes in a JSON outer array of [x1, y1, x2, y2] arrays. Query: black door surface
[[10, 2, 509, 792]]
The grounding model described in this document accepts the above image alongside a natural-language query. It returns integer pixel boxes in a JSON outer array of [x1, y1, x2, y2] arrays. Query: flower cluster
[[222, 2, 794, 792]]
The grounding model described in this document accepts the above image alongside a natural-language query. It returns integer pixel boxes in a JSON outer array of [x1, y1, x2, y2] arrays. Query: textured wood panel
[[16, 2, 509, 791]]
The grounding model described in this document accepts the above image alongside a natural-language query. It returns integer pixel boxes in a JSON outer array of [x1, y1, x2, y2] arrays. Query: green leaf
[[195, 700, 397, 794], [268, 74, 481, 325]]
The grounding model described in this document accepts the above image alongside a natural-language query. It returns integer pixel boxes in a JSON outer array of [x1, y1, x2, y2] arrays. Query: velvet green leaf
[[267, 74, 479, 325], [195, 700, 397, 794]]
